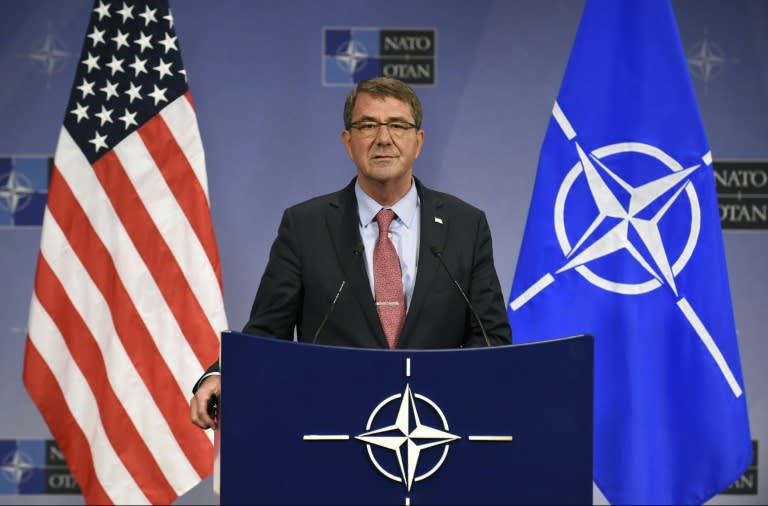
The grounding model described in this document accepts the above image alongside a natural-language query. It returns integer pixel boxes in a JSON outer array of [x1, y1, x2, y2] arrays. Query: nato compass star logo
[[0, 451, 35, 486], [335, 39, 369, 75], [355, 383, 458, 491], [0, 157, 50, 227], [20, 21, 73, 87], [510, 102, 743, 399], [303, 358, 512, 498], [0, 171, 36, 215], [686, 28, 737, 96]]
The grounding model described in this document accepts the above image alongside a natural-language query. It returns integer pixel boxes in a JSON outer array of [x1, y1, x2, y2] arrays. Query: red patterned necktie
[[373, 209, 405, 349]]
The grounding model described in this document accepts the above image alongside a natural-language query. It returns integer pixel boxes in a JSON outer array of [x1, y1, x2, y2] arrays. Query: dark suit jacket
[[198, 177, 511, 382]]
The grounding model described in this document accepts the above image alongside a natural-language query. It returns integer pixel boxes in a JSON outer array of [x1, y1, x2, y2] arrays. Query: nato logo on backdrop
[[0, 156, 51, 228], [323, 28, 436, 86], [0, 440, 80, 495], [714, 161, 768, 230]]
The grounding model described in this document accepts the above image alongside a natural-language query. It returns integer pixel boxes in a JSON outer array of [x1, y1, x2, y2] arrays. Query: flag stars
[[139, 5, 158, 26], [88, 131, 108, 152], [116, 2, 134, 23], [163, 9, 174, 29], [93, 1, 111, 21], [95, 105, 114, 126], [76, 78, 95, 99], [148, 84, 167, 105], [100, 79, 119, 100], [158, 32, 177, 54], [112, 29, 130, 51], [81, 52, 100, 72], [134, 31, 153, 53], [69, 102, 90, 123], [118, 109, 138, 129], [153, 58, 173, 79], [128, 55, 148, 76], [125, 81, 143, 103], [86, 26, 106, 46], [179, 68, 187, 82], [105, 55, 125, 75]]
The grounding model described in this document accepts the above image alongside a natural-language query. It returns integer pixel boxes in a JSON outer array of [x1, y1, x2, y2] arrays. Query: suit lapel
[[326, 179, 389, 348], [399, 179, 447, 348]]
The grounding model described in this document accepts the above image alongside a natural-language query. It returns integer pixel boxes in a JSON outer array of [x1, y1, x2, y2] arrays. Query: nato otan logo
[[323, 28, 436, 86], [0, 439, 80, 495], [0, 156, 51, 228]]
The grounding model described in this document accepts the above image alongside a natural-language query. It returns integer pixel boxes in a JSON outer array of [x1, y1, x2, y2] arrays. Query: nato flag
[[508, 0, 752, 503]]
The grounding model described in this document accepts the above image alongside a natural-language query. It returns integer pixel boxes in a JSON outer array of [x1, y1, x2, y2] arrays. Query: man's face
[[342, 93, 424, 189]]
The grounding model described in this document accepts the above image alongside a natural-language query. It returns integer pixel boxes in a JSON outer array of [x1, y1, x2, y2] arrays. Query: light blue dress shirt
[[355, 180, 420, 310]]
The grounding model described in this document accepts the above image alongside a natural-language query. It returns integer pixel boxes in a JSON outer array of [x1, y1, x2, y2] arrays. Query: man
[[190, 77, 511, 430]]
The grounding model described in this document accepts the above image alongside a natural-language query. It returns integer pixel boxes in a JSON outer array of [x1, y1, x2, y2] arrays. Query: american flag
[[22, 1, 227, 503]]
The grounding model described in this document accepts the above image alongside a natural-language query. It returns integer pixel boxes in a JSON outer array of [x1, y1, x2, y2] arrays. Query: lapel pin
[[434, 216, 443, 224]]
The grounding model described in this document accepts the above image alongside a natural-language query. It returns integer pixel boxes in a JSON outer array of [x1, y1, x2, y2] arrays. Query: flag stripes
[[49, 137, 215, 450], [37, 199, 205, 487], [95, 146, 217, 368], [25, 98, 224, 504], [24, 2, 227, 502], [30, 257, 177, 503], [23, 341, 114, 505]]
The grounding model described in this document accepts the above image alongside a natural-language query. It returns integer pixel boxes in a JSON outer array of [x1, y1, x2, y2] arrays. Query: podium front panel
[[220, 333, 592, 504]]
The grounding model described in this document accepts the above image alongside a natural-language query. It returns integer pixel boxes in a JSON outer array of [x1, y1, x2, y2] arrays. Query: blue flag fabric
[[508, 0, 752, 504]]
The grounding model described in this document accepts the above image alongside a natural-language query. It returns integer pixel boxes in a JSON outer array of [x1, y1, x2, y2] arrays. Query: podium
[[219, 332, 593, 504]]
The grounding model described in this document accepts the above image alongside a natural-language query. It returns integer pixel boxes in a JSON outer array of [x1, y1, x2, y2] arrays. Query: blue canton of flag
[[508, 0, 752, 504]]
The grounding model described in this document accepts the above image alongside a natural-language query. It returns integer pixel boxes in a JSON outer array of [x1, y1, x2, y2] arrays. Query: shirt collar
[[355, 178, 419, 228]]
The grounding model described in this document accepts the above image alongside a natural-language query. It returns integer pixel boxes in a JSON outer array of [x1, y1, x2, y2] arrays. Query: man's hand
[[190, 375, 220, 430]]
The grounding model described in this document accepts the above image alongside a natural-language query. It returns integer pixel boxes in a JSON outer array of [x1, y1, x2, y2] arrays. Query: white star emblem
[[335, 40, 368, 74], [116, 2, 135, 23], [158, 32, 178, 54], [153, 58, 173, 79], [510, 103, 744, 399], [303, 358, 514, 497], [555, 142, 700, 297], [100, 79, 119, 100], [139, 5, 158, 26], [0, 451, 35, 485], [111, 29, 130, 51], [76, 78, 95, 99], [95, 105, 114, 126], [688, 37, 727, 84], [148, 84, 168, 105], [105, 55, 125, 75], [118, 108, 138, 129], [81, 52, 100, 73], [93, 1, 111, 21], [88, 131, 109, 152], [134, 31, 153, 53], [86, 26, 106, 46], [356, 384, 459, 492], [125, 82, 143, 103], [69, 102, 90, 123], [0, 172, 36, 214], [128, 55, 148, 76], [28, 31, 72, 78]]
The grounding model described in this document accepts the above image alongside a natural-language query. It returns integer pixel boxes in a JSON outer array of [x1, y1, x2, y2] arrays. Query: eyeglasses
[[349, 120, 419, 139]]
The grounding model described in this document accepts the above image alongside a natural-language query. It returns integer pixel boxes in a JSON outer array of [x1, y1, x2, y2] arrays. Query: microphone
[[430, 246, 491, 348], [312, 243, 364, 344]]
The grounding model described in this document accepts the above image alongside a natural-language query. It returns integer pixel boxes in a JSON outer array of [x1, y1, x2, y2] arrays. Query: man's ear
[[414, 129, 425, 159], [341, 129, 353, 159]]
